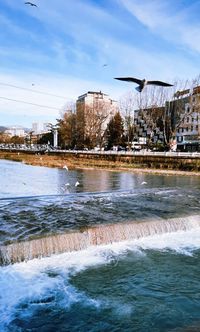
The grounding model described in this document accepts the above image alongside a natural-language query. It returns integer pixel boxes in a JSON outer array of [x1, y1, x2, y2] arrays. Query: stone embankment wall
[[52, 151, 200, 171], [0, 149, 200, 172]]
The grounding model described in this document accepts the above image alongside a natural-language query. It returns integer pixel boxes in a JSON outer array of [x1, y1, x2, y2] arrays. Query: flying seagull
[[114, 77, 173, 92], [24, 2, 37, 7]]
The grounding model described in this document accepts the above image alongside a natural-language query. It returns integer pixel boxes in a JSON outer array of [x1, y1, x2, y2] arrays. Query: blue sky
[[1, 0, 200, 127]]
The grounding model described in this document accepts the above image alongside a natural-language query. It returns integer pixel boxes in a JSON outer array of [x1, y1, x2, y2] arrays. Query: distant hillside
[[0, 126, 7, 132]]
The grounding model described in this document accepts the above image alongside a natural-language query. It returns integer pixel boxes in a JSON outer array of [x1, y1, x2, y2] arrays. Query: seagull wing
[[114, 77, 142, 85], [147, 80, 173, 87], [25, 2, 37, 6]]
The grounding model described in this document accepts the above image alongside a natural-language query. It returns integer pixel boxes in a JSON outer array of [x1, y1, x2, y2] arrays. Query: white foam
[[1, 227, 200, 330]]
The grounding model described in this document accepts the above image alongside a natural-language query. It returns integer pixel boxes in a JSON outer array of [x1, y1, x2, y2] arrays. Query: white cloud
[[119, 0, 200, 54], [0, 69, 127, 127], [1, 0, 200, 127]]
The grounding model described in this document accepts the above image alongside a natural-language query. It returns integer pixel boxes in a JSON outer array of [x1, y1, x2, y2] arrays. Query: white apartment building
[[5, 126, 25, 137], [31, 122, 50, 135], [175, 87, 200, 151], [76, 91, 118, 131]]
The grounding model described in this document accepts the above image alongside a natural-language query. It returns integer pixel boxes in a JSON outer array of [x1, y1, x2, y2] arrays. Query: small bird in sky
[[103, 64, 108, 67], [24, 2, 37, 7], [114, 77, 173, 92]]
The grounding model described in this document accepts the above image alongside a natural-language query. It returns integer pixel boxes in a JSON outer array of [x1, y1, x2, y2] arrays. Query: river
[[0, 159, 200, 331]]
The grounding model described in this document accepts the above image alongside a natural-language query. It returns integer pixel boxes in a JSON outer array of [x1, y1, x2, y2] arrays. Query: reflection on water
[[0, 159, 200, 246], [0, 159, 200, 198], [1, 159, 200, 331]]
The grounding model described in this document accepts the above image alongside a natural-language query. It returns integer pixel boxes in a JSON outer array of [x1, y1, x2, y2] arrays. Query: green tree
[[37, 132, 53, 145], [106, 111, 124, 149], [76, 103, 85, 149], [119, 91, 136, 149]]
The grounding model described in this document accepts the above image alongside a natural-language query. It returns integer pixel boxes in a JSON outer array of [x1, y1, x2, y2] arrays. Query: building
[[31, 122, 50, 135], [76, 91, 118, 130], [171, 87, 200, 152], [132, 86, 200, 152], [133, 107, 165, 148], [5, 126, 25, 137], [76, 91, 118, 148]]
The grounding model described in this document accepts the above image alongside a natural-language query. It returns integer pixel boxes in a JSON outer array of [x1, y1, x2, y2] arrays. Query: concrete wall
[[52, 151, 200, 171]]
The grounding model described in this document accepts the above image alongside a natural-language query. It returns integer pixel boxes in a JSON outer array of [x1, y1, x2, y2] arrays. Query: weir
[[1, 215, 200, 265]]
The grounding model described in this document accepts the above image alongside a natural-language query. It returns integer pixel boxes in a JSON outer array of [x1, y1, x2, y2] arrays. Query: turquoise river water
[[0, 159, 200, 332]]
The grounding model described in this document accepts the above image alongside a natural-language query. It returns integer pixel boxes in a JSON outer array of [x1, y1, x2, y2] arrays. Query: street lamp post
[[47, 123, 59, 148], [53, 129, 58, 147]]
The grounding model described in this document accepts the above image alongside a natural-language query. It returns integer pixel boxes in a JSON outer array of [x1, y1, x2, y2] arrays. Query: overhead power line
[[0, 82, 67, 100], [0, 96, 62, 110]]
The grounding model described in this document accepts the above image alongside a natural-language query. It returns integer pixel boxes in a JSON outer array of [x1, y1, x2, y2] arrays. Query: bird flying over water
[[114, 77, 173, 92], [24, 2, 37, 7]]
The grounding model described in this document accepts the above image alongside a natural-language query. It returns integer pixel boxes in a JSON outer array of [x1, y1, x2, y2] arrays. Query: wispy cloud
[[119, 0, 200, 53], [1, 0, 200, 126]]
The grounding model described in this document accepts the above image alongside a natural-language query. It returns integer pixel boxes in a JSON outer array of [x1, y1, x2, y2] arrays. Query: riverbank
[[1, 150, 200, 176]]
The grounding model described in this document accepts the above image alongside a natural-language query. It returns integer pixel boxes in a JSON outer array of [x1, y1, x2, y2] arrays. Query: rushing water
[[0, 159, 200, 331]]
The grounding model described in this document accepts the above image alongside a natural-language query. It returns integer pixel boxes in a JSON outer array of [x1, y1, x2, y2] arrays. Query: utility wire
[[0, 82, 67, 100], [0, 96, 62, 110]]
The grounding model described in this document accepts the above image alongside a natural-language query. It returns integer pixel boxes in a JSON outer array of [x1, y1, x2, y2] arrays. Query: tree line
[[1, 76, 200, 150], [53, 77, 200, 151]]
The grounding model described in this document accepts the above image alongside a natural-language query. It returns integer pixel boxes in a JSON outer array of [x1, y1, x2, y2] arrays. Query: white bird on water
[[75, 181, 80, 187], [141, 181, 147, 185], [63, 165, 68, 171]]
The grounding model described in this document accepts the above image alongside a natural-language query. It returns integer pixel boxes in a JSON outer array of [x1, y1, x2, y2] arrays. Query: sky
[[1, 0, 200, 128]]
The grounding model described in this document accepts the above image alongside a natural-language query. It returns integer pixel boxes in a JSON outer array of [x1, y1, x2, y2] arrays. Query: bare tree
[[83, 99, 114, 149], [119, 91, 136, 149], [163, 77, 200, 149], [134, 85, 170, 148], [134, 77, 200, 150]]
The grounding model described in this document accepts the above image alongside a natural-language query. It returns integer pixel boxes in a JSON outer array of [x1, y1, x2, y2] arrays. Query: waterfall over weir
[[1, 215, 200, 265]]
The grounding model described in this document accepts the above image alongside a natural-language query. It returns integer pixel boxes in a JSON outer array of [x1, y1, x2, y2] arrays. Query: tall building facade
[[131, 86, 200, 151], [174, 87, 200, 151], [133, 107, 165, 146], [76, 91, 118, 147], [32, 122, 50, 135]]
